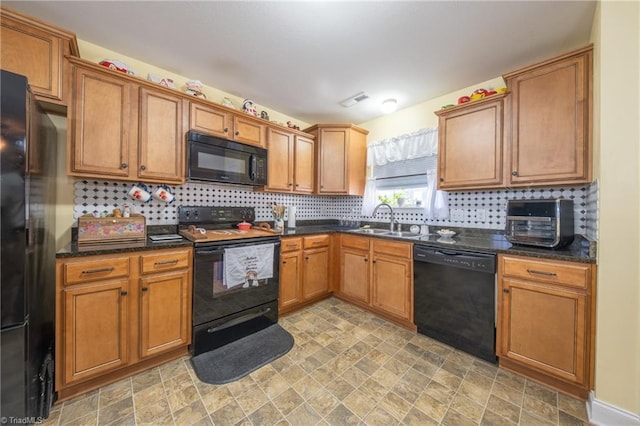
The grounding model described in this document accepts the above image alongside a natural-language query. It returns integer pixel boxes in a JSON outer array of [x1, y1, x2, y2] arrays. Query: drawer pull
[[81, 267, 114, 275], [120, 291, 128, 296], [141, 287, 149, 292], [527, 269, 557, 277], [154, 259, 179, 266], [286, 244, 298, 248], [312, 241, 323, 245]]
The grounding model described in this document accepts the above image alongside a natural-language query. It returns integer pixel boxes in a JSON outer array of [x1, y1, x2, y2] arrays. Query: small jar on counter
[[123, 205, 131, 218]]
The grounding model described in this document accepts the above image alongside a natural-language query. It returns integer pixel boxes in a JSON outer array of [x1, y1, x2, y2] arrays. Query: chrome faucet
[[372, 203, 395, 232]]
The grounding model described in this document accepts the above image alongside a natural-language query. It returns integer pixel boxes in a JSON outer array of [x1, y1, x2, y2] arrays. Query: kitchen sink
[[384, 231, 421, 238], [350, 228, 390, 235]]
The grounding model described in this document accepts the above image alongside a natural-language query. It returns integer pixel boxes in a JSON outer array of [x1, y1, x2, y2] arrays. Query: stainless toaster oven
[[505, 199, 574, 248]]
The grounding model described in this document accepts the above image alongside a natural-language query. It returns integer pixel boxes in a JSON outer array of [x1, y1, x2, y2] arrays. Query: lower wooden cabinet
[[497, 254, 596, 399], [279, 235, 331, 314], [338, 234, 414, 329], [55, 247, 192, 401]]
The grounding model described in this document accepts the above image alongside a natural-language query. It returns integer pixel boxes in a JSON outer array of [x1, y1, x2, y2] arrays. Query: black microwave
[[505, 198, 575, 248], [187, 131, 267, 186]]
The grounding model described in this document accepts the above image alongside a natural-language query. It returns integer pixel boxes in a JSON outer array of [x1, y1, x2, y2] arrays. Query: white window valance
[[369, 127, 438, 166]]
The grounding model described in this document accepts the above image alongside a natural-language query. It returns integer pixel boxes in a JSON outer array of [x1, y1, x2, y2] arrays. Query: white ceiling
[[5, 1, 596, 125]]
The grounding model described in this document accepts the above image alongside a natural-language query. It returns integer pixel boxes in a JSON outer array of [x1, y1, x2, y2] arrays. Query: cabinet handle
[[305, 256, 309, 260], [512, 170, 518, 176], [526, 269, 557, 277], [141, 287, 148, 292], [235, 131, 240, 136], [320, 185, 324, 188], [140, 165, 146, 171], [282, 260, 287, 264], [286, 244, 298, 248], [503, 288, 510, 294], [372, 260, 377, 264], [295, 184, 299, 187], [223, 127, 229, 133], [364, 258, 368, 262], [81, 267, 114, 275], [120, 290, 128, 296], [439, 177, 444, 182], [120, 162, 128, 169], [288, 183, 292, 187], [155, 259, 179, 266]]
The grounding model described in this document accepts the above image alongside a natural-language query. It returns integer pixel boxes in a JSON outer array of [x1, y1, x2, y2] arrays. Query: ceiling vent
[[339, 91, 369, 108]]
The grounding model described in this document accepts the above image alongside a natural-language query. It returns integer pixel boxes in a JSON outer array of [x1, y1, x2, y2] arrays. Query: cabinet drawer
[[64, 257, 130, 285], [303, 234, 330, 249], [341, 235, 370, 251], [501, 255, 591, 289], [373, 239, 411, 259], [281, 237, 302, 252], [140, 250, 190, 274]]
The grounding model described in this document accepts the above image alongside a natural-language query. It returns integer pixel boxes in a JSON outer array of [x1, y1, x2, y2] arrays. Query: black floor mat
[[191, 324, 294, 384]]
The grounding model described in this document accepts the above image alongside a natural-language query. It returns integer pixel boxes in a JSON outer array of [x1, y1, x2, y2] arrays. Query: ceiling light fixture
[[381, 98, 398, 114]]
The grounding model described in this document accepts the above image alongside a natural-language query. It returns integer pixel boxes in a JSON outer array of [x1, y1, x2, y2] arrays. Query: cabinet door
[[0, 14, 62, 103], [302, 248, 329, 300], [69, 66, 134, 178], [138, 87, 186, 183], [294, 135, 315, 193], [317, 128, 348, 193], [190, 102, 233, 139], [506, 48, 591, 185], [499, 278, 587, 385], [63, 279, 129, 385], [371, 254, 412, 321], [437, 97, 505, 189], [139, 270, 190, 358], [266, 128, 294, 192], [340, 247, 369, 304], [279, 251, 302, 311], [233, 115, 265, 147]]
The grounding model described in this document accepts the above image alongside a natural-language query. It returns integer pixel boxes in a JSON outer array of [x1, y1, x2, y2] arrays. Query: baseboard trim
[[588, 391, 640, 425]]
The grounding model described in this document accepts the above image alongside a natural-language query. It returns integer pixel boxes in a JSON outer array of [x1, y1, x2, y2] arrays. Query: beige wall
[[593, 0, 640, 415], [77, 40, 310, 130], [360, 77, 505, 142]]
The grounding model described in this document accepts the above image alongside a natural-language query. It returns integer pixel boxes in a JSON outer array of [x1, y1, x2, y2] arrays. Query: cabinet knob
[[282, 260, 287, 264], [364, 258, 368, 262], [141, 287, 148, 292], [235, 131, 240, 136], [439, 177, 444, 182], [305, 256, 309, 260], [503, 289, 510, 294], [372, 260, 377, 264], [120, 290, 128, 296], [121, 162, 128, 169], [511, 170, 518, 176], [295, 184, 299, 187], [288, 183, 292, 187], [223, 127, 229, 133], [140, 165, 146, 171]]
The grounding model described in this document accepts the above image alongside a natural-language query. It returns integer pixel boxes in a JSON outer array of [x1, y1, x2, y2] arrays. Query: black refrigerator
[[1, 70, 57, 421]]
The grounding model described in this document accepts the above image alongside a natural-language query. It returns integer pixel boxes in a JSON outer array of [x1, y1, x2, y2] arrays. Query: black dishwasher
[[413, 245, 497, 363]]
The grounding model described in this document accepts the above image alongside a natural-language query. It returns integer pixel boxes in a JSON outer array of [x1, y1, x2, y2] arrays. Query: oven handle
[[207, 307, 272, 333]]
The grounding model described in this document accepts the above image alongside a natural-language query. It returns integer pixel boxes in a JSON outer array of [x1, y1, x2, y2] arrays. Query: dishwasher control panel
[[413, 245, 496, 273]]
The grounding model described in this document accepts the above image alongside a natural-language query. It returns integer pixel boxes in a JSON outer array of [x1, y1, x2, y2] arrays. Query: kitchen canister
[[288, 205, 297, 228]]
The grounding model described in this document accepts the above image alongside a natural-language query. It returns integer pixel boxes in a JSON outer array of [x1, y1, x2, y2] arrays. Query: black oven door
[[187, 135, 267, 185], [193, 240, 280, 327]]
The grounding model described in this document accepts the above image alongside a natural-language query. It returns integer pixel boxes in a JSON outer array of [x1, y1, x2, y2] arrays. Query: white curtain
[[361, 127, 449, 219]]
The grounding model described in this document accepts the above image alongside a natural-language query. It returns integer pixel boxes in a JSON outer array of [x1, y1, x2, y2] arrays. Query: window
[[362, 128, 449, 219]]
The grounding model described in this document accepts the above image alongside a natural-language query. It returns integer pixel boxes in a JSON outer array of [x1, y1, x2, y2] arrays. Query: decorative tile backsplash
[[74, 180, 598, 238]]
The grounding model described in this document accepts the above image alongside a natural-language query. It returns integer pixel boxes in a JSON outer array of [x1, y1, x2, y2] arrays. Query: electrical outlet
[[450, 209, 464, 221], [476, 209, 487, 222]]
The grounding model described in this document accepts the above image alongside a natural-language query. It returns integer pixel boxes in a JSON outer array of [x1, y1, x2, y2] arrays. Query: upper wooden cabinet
[[504, 45, 592, 186], [189, 102, 233, 139], [0, 7, 79, 108], [304, 124, 368, 195], [67, 58, 186, 184], [264, 128, 314, 193], [138, 87, 187, 183], [436, 94, 507, 190], [233, 114, 266, 147]]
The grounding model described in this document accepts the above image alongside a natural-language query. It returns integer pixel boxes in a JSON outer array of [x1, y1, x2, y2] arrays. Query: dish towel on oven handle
[[223, 243, 274, 289]]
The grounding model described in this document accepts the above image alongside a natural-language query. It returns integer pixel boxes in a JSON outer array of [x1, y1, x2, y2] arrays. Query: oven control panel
[[178, 206, 255, 225]]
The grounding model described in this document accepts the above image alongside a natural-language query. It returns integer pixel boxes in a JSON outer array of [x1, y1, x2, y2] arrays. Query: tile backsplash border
[[73, 180, 598, 238]]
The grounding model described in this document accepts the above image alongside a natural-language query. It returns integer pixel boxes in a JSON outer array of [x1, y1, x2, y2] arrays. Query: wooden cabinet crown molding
[[1, 6, 79, 53]]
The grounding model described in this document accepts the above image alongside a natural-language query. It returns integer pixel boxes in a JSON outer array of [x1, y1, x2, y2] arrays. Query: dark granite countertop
[[57, 221, 596, 263]]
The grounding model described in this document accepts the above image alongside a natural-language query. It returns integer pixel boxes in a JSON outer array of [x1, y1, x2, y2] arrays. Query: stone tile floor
[[43, 298, 590, 425]]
